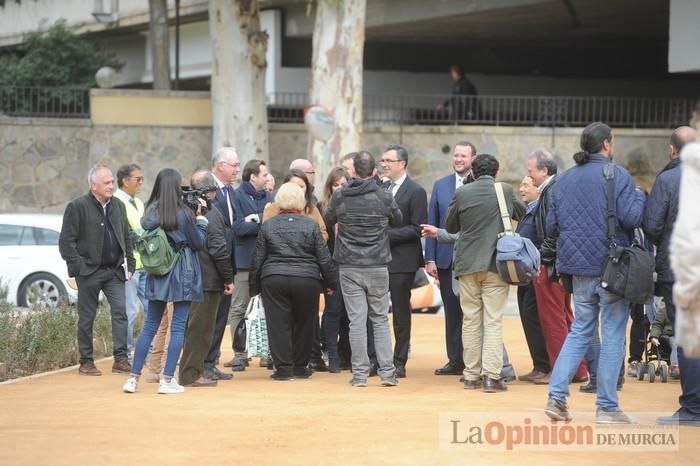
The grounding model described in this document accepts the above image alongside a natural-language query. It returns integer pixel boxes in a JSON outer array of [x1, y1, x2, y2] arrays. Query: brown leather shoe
[[223, 358, 236, 368], [519, 370, 548, 382], [78, 361, 102, 376], [189, 376, 218, 387], [112, 358, 132, 374], [571, 374, 589, 383], [533, 372, 551, 385]]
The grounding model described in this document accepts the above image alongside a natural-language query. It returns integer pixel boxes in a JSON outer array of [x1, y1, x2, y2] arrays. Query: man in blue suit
[[425, 141, 476, 375]]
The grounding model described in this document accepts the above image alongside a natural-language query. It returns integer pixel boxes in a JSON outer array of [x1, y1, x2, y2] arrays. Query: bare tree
[[308, 0, 367, 184], [209, 0, 269, 164], [149, 0, 171, 90]]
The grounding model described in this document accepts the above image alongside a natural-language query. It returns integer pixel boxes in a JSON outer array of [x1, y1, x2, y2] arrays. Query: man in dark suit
[[446, 154, 525, 392], [425, 141, 476, 375], [204, 146, 241, 381], [59, 165, 135, 376], [380, 144, 428, 378]]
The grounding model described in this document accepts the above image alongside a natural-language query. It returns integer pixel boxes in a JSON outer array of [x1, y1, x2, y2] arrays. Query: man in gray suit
[[446, 154, 525, 392]]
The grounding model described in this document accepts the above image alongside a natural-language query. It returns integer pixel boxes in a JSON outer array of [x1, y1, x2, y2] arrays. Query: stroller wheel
[[660, 364, 669, 383], [648, 363, 656, 383], [637, 363, 645, 381]]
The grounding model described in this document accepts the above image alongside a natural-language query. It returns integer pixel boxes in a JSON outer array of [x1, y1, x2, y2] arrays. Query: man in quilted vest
[[544, 122, 645, 424]]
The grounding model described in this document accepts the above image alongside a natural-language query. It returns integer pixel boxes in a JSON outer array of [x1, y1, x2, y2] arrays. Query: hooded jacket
[[324, 177, 403, 267]]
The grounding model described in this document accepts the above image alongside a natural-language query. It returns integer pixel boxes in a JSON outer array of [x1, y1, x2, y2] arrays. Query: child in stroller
[[637, 298, 679, 382]]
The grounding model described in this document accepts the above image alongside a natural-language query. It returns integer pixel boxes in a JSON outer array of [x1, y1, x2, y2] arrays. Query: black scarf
[[242, 181, 267, 201]]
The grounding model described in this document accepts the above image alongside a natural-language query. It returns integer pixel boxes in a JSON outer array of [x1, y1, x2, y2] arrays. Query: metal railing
[[268, 92, 698, 129], [0, 87, 90, 118]]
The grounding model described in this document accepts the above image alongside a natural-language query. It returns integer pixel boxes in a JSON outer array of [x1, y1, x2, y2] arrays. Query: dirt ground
[[1, 314, 697, 466]]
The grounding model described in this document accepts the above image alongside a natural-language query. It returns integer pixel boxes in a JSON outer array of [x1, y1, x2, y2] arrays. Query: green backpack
[[135, 227, 179, 276]]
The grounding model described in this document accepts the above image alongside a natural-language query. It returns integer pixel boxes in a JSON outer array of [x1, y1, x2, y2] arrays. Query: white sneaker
[[158, 378, 185, 394], [123, 376, 138, 393]]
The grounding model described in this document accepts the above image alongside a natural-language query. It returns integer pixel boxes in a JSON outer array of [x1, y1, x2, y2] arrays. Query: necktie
[[128, 198, 137, 209], [222, 186, 234, 224]]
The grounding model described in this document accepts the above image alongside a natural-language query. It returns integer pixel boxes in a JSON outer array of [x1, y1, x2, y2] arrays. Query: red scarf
[[279, 208, 302, 215]]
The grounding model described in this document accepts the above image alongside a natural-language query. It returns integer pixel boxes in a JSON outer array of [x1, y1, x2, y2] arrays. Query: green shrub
[[0, 303, 114, 382]]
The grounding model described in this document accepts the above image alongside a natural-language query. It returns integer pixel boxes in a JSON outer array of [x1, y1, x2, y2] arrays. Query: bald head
[[190, 169, 215, 189], [289, 158, 315, 184], [670, 126, 697, 159]]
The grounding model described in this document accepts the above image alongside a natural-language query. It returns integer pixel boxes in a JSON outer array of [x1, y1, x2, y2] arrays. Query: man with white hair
[[59, 165, 135, 376], [204, 147, 241, 381]]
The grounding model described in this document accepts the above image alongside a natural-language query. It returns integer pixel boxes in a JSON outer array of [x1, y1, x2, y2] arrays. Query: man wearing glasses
[[204, 147, 241, 381], [114, 164, 147, 362], [290, 158, 318, 204], [380, 144, 428, 378]]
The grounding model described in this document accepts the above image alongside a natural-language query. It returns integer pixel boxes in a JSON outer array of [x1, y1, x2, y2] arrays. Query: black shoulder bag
[[599, 164, 654, 304]]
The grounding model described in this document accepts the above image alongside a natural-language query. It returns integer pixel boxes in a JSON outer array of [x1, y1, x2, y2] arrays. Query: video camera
[[181, 185, 217, 215]]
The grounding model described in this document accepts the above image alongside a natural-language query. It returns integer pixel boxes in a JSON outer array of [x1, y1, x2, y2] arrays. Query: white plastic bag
[[245, 295, 269, 358]]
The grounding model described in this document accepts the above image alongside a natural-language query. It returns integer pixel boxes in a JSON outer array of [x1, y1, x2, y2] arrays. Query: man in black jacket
[[179, 171, 235, 387], [59, 165, 135, 376], [380, 144, 428, 378], [644, 126, 700, 426], [205, 147, 240, 380], [326, 151, 403, 387]]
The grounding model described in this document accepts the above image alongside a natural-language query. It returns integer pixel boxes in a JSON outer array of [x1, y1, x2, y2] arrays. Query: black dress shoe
[[205, 367, 233, 381], [463, 378, 482, 390], [395, 366, 406, 378], [309, 360, 329, 372], [293, 367, 313, 379], [270, 371, 294, 381], [483, 377, 508, 393], [435, 363, 464, 376]]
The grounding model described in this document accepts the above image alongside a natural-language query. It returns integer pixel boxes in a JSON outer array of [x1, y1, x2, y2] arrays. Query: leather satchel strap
[[494, 182, 514, 235], [603, 164, 616, 243]]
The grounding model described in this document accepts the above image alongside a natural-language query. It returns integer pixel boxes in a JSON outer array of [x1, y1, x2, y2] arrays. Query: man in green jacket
[[446, 154, 525, 392]]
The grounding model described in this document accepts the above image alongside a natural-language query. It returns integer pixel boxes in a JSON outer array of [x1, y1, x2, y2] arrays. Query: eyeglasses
[[380, 159, 402, 164], [222, 161, 241, 169], [130, 176, 144, 182], [305, 171, 316, 175]]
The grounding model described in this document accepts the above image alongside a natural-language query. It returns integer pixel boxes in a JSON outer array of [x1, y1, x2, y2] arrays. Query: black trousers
[[657, 281, 700, 414], [437, 267, 464, 368], [516, 283, 550, 373], [390, 271, 414, 368], [262, 275, 321, 375], [205, 293, 232, 368], [628, 303, 649, 363], [179, 291, 221, 385], [76, 267, 128, 363]]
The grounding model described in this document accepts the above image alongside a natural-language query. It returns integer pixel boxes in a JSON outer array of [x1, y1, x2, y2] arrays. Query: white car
[[0, 214, 77, 308]]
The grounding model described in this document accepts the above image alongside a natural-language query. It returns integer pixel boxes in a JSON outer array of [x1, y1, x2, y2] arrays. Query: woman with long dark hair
[[319, 167, 351, 372], [263, 169, 328, 241], [123, 168, 208, 394]]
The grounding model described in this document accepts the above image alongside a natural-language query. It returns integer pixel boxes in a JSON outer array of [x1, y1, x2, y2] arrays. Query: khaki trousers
[[146, 303, 173, 375], [459, 271, 509, 380]]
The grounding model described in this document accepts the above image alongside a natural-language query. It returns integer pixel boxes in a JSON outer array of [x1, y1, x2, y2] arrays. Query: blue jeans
[[584, 324, 624, 387], [131, 300, 190, 378], [549, 276, 629, 411], [125, 269, 148, 354]]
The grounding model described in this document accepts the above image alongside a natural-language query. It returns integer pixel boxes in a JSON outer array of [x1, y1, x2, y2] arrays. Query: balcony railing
[[1, 87, 694, 129], [0, 87, 90, 118], [268, 93, 697, 129]]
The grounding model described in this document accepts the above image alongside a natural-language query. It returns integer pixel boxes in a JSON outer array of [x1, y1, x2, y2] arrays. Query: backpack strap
[[603, 164, 616, 245], [494, 182, 514, 236]]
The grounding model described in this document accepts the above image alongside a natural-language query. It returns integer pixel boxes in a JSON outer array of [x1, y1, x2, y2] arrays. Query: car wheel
[[18, 272, 67, 309]]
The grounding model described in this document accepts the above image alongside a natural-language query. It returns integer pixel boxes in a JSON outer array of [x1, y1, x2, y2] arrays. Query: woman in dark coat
[[123, 168, 208, 395], [250, 182, 337, 380]]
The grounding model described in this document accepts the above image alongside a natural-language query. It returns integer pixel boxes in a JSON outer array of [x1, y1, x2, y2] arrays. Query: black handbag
[[599, 164, 654, 304]]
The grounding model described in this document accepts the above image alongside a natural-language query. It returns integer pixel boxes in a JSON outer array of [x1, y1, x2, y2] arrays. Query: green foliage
[[0, 20, 122, 88], [0, 303, 114, 382]]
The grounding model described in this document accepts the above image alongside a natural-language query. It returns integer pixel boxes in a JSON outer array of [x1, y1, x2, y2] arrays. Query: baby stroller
[[636, 296, 672, 383]]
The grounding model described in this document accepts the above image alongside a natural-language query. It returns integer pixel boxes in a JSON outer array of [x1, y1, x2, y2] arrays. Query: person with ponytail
[[122, 168, 208, 395]]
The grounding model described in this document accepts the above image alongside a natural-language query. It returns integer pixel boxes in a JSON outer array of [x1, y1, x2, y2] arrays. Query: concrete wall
[[669, 0, 700, 73], [0, 117, 670, 214]]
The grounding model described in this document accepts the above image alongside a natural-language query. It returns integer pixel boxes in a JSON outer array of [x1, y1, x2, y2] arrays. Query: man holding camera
[[179, 171, 235, 387], [224, 159, 272, 371]]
